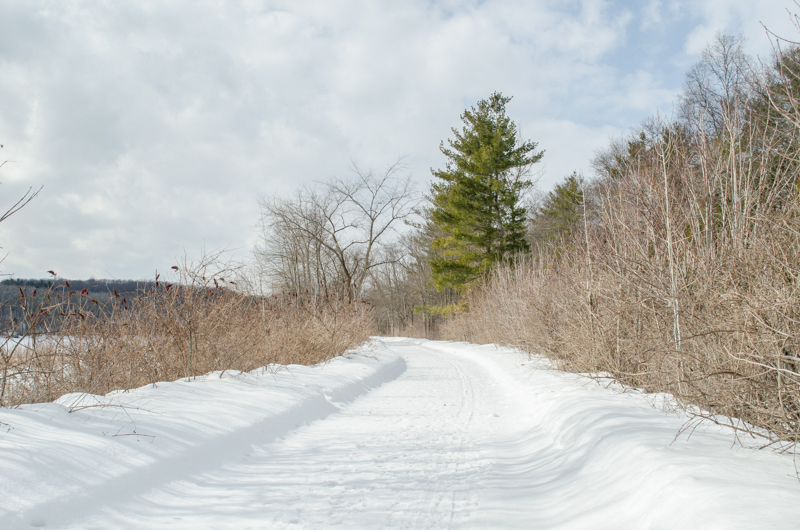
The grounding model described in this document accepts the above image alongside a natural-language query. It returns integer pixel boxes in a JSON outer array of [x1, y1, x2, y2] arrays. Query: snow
[[1, 337, 799, 529]]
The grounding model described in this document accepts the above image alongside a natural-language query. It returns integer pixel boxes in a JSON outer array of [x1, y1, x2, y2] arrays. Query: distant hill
[[0, 278, 151, 295], [0, 278, 163, 332], [0, 278, 158, 315]]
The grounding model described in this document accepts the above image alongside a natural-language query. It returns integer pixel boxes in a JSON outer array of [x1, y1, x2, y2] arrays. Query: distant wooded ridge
[[0, 278, 152, 295], [0, 278, 161, 329]]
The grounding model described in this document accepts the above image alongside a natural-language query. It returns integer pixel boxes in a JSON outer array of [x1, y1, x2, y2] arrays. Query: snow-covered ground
[[1, 338, 799, 529]]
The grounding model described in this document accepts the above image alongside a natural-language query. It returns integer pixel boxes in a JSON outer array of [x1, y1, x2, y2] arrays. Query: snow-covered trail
[[86, 339, 493, 529], [2, 338, 800, 529]]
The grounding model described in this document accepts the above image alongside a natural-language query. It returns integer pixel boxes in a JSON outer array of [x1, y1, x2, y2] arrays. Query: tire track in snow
[[403, 343, 480, 529], [5, 353, 407, 530], [420, 343, 479, 529], [61, 340, 493, 529]]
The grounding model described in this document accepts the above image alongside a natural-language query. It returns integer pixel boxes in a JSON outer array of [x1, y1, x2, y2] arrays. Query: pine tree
[[530, 172, 585, 243], [430, 93, 543, 291]]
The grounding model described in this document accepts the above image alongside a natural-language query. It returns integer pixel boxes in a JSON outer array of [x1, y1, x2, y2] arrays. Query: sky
[[0, 0, 796, 280]]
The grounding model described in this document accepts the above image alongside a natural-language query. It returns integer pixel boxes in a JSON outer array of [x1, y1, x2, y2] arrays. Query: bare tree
[[680, 32, 754, 138], [0, 157, 42, 273], [256, 161, 419, 302], [0, 160, 41, 225]]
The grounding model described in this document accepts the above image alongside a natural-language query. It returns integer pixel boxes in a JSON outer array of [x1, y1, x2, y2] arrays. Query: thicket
[[0, 254, 372, 407], [442, 33, 800, 446]]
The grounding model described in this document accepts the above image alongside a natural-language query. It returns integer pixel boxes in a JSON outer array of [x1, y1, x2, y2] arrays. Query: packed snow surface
[[1, 338, 799, 529]]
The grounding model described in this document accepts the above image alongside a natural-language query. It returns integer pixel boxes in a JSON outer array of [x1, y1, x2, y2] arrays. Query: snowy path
[[2, 338, 800, 529]]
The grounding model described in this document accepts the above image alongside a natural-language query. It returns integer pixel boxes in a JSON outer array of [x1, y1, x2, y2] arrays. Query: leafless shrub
[[0, 253, 373, 407]]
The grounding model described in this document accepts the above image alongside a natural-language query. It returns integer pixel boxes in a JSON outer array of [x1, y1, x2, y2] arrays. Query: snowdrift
[[0, 341, 405, 528]]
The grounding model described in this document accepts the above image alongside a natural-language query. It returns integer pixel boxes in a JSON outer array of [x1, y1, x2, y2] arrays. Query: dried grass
[[0, 257, 373, 407]]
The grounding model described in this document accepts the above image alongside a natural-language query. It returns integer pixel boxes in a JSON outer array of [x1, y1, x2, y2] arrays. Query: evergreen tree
[[529, 172, 585, 243], [430, 93, 543, 291]]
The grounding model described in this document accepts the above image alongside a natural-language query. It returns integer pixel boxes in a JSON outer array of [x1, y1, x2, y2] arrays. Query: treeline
[[0, 278, 155, 334], [441, 32, 800, 445], [1, 277, 145, 294]]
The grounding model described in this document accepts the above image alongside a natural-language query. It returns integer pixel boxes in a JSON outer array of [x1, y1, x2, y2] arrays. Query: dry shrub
[[0, 257, 373, 407], [444, 42, 800, 446], [445, 225, 800, 446]]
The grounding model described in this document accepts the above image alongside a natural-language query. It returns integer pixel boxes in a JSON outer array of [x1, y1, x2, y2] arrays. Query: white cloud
[[0, 0, 792, 278], [683, 0, 796, 56], [641, 1, 664, 31]]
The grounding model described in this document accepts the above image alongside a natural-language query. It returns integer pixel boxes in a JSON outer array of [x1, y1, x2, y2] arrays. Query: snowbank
[[421, 340, 800, 529], [0, 340, 405, 528]]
